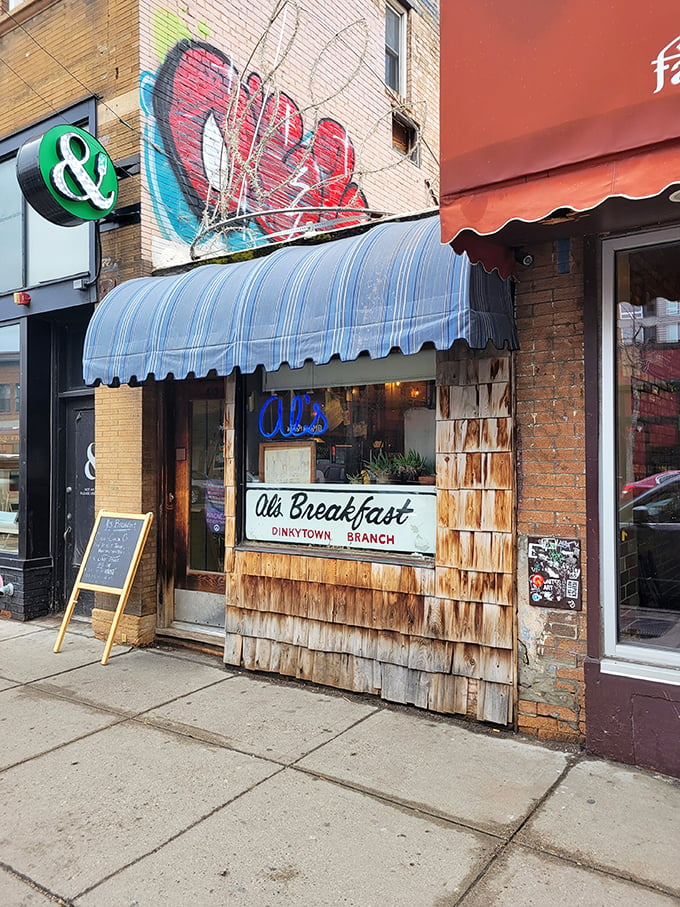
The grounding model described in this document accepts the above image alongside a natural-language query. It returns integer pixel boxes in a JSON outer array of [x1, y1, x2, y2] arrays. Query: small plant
[[365, 450, 395, 483], [420, 457, 435, 476], [347, 470, 368, 484], [391, 449, 426, 483]]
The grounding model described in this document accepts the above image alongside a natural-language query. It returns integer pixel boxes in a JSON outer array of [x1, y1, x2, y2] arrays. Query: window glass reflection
[[0, 325, 20, 552], [0, 159, 23, 294], [616, 245, 680, 650], [189, 399, 224, 573], [26, 206, 89, 285]]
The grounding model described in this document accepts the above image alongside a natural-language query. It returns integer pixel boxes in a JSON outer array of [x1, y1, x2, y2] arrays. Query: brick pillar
[[91, 383, 159, 645], [514, 239, 587, 742]]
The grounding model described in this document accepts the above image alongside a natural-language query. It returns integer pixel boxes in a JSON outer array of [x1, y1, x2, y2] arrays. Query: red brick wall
[[514, 238, 587, 742]]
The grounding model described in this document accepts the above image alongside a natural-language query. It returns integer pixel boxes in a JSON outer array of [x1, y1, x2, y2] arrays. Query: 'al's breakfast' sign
[[246, 484, 435, 555]]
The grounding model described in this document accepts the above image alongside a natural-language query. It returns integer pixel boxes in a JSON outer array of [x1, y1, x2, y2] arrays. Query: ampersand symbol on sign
[[51, 133, 116, 211], [84, 443, 96, 481]]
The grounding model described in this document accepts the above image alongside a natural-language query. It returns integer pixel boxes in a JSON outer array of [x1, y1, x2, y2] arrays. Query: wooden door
[[167, 381, 226, 629]]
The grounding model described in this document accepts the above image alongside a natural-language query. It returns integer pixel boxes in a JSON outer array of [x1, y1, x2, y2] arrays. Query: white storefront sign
[[245, 483, 436, 555]]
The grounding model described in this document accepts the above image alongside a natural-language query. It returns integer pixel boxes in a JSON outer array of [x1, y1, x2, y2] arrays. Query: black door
[[63, 399, 95, 614]]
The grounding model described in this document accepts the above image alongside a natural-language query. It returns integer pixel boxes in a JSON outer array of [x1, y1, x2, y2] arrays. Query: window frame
[[240, 352, 437, 560], [0, 99, 96, 298], [0, 321, 22, 553], [601, 227, 680, 680], [0, 384, 12, 413], [385, 0, 407, 96]]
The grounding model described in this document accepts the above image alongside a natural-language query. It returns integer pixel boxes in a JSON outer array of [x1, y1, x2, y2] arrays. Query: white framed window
[[385, 0, 407, 96], [601, 228, 680, 680]]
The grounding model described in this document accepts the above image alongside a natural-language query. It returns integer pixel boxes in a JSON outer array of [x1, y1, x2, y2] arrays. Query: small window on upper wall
[[385, 0, 407, 96], [392, 110, 420, 165]]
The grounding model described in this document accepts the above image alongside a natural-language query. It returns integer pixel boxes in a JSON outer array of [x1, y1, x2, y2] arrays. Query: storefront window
[[26, 206, 89, 286], [0, 324, 20, 552], [1, 123, 89, 295], [0, 159, 22, 294], [189, 399, 224, 573], [243, 353, 437, 556], [615, 241, 680, 653]]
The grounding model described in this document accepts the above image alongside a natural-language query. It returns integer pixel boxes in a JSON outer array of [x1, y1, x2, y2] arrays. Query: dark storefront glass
[[616, 243, 680, 651], [189, 398, 225, 573], [0, 324, 20, 552]]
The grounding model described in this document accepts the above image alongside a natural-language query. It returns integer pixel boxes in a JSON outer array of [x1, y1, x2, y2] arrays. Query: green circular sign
[[16, 125, 118, 227]]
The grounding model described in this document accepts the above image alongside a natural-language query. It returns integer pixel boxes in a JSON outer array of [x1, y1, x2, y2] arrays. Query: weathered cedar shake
[[224, 343, 516, 724]]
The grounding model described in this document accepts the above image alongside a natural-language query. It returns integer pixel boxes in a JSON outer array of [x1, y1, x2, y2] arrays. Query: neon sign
[[258, 394, 328, 439]]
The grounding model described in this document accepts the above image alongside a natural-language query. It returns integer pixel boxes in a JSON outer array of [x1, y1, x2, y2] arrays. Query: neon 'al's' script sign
[[258, 394, 328, 439]]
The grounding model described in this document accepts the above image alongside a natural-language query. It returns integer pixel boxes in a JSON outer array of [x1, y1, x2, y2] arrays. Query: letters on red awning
[[440, 1, 680, 265]]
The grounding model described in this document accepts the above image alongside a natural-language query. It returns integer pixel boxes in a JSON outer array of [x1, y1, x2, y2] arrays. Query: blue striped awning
[[83, 215, 517, 385]]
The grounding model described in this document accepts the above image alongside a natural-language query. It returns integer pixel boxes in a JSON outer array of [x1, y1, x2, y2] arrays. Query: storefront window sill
[[236, 541, 435, 570], [600, 657, 680, 687]]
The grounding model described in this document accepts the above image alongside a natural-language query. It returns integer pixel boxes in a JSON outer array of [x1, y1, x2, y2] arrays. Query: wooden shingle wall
[[224, 344, 515, 723]]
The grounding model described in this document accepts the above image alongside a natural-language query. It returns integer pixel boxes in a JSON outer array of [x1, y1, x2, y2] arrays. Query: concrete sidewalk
[[0, 618, 678, 906]]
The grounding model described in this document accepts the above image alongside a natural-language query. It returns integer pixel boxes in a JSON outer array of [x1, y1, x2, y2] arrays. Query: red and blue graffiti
[[151, 39, 368, 242]]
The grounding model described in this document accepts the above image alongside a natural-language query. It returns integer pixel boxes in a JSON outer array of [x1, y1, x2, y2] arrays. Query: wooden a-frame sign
[[54, 510, 154, 665]]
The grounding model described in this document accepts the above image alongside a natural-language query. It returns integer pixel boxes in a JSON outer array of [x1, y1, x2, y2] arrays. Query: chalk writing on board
[[80, 516, 146, 590]]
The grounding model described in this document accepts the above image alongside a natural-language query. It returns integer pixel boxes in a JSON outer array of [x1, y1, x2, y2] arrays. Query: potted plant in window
[[417, 458, 436, 485], [391, 449, 423, 484], [365, 450, 396, 484]]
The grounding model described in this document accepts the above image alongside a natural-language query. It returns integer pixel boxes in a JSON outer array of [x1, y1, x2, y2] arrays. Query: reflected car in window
[[620, 469, 680, 502], [619, 476, 680, 610]]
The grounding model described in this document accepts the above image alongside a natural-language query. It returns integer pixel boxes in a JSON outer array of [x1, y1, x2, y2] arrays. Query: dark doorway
[[160, 380, 226, 634], [63, 398, 95, 614]]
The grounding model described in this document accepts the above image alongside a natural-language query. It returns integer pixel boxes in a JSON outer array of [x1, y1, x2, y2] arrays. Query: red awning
[[440, 1, 680, 268]]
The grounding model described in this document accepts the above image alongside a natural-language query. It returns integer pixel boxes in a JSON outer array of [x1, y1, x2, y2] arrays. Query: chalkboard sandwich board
[[54, 510, 154, 665]]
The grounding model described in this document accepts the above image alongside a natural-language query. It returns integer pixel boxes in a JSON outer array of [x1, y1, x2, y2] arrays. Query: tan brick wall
[[1, 0, 145, 287], [92, 384, 159, 643], [514, 239, 587, 742], [1, 0, 139, 142]]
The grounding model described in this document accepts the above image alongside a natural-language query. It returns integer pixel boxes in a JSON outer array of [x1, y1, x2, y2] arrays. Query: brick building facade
[[0, 0, 142, 617], [514, 239, 588, 742], [1, 0, 441, 627], [15, 0, 676, 781], [439, 3, 680, 778]]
